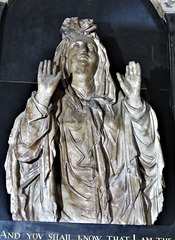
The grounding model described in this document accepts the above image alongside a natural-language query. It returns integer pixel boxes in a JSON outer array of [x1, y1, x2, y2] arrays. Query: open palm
[[36, 60, 62, 106], [116, 61, 142, 108]]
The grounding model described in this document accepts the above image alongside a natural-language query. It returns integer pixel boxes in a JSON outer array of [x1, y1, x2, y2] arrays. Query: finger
[[116, 72, 129, 96], [132, 62, 137, 75], [38, 61, 43, 75], [129, 61, 133, 76], [56, 71, 62, 83], [43, 60, 47, 74], [136, 63, 141, 76], [125, 65, 129, 77], [49, 71, 62, 90], [47, 60, 51, 75], [52, 65, 57, 76]]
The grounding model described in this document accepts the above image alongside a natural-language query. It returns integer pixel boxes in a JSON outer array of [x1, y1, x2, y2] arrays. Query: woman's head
[[67, 36, 99, 81], [53, 17, 116, 102]]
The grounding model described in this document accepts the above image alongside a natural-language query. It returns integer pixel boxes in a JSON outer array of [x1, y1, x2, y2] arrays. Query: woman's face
[[67, 36, 99, 80]]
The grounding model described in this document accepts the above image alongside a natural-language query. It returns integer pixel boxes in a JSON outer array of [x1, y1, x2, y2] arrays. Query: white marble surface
[[162, 0, 175, 10], [0, 0, 13, 5], [150, 0, 175, 17]]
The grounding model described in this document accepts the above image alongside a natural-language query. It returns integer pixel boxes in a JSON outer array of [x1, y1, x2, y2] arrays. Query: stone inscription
[[0, 232, 173, 240]]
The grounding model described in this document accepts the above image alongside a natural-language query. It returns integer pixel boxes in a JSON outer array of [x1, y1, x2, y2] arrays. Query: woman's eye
[[88, 44, 95, 51], [73, 43, 80, 48]]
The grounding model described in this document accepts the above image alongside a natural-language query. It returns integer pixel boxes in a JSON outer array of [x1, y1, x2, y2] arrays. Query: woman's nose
[[79, 43, 88, 53]]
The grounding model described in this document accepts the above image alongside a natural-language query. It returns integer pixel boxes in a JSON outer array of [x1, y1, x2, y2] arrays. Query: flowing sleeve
[[5, 92, 58, 221], [11, 92, 52, 162], [123, 98, 165, 224]]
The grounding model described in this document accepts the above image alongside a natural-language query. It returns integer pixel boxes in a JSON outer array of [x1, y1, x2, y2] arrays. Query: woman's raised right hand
[[36, 60, 62, 106]]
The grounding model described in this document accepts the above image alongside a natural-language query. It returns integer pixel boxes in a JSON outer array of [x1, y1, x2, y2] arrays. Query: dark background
[[0, 0, 174, 227]]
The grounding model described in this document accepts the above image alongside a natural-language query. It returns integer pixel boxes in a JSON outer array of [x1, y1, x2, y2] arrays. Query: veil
[[53, 17, 116, 103]]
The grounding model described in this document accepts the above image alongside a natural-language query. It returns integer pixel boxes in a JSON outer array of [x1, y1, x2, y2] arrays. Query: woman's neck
[[71, 75, 95, 100]]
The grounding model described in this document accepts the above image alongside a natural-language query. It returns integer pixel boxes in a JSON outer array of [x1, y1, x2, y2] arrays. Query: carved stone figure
[[5, 17, 165, 225]]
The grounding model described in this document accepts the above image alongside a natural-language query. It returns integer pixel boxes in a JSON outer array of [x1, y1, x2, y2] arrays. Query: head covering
[[53, 17, 116, 103]]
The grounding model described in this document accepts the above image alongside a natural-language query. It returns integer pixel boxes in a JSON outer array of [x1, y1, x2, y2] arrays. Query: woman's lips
[[79, 54, 89, 60]]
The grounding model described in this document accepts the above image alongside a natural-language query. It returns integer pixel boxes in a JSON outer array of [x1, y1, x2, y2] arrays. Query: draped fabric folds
[[5, 89, 164, 224]]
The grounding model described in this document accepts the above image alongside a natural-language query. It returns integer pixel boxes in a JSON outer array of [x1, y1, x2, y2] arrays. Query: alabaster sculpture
[[5, 17, 165, 225]]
